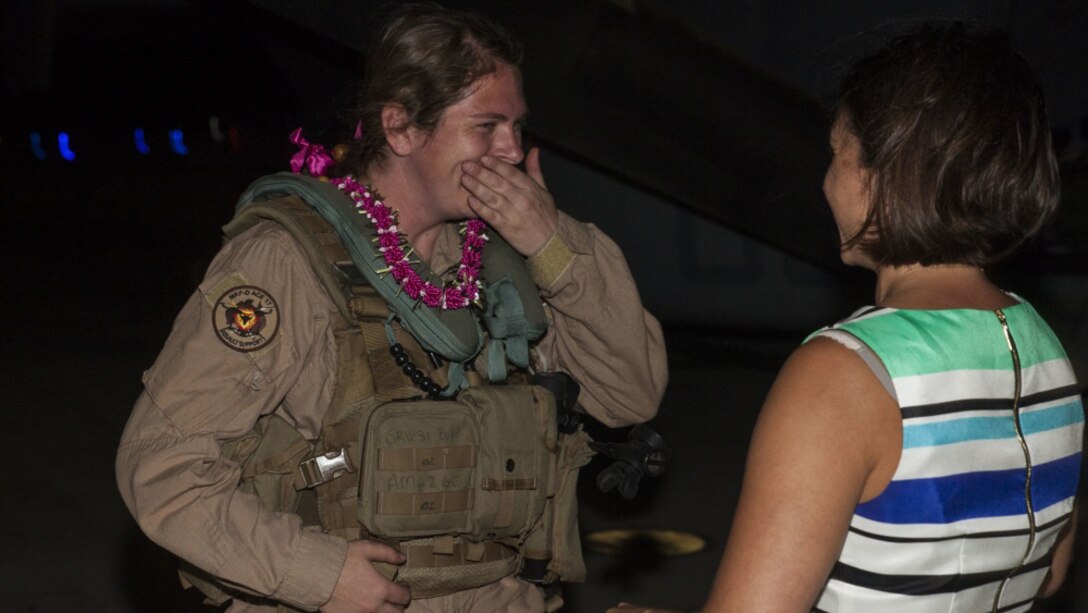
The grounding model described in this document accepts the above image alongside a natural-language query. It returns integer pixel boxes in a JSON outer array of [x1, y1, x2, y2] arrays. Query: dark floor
[[1, 325, 1084, 612]]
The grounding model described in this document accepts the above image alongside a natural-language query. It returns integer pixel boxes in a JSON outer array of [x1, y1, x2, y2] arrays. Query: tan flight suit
[[116, 210, 668, 612]]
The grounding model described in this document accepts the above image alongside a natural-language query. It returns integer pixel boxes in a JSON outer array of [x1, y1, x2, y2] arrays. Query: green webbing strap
[[236, 172, 484, 362], [479, 233, 548, 360], [488, 338, 509, 383], [446, 362, 467, 395], [482, 278, 534, 369]]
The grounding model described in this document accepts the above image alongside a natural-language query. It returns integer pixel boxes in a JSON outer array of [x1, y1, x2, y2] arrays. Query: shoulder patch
[[213, 285, 280, 352]]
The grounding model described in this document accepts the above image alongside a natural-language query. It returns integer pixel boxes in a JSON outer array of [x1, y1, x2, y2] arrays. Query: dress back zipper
[[991, 308, 1036, 612]]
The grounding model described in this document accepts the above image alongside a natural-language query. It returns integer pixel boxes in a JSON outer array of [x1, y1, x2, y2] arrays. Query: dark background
[[2, 1, 1086, 611]]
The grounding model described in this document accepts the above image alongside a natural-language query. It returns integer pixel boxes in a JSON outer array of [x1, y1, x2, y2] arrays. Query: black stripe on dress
[[900, 384, 1080, 419], [827, 553, 1052, 595], [847, 513, 1072, 543]]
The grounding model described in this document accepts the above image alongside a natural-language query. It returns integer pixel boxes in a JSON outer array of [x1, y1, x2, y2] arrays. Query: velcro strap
[[377, 489, 474, 515], [402, 540, 515, 568], [359, 319, 415, 401], [433, 535, 455, 555], [378, 446, 476, 471], [495, 489, 515, 529], [347, 289, 390, 321], [481, 478, 537, 490], [464, 541, 487, 562]]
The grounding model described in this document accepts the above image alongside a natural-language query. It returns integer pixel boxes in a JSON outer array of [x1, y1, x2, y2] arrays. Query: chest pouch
[[358, 385, 558, 542]]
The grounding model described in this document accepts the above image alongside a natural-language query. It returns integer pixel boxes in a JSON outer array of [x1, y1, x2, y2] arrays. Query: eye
[[477, 122, 497, 132]]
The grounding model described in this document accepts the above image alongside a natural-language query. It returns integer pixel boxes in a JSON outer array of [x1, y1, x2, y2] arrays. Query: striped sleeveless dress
[[808, 300, 1083, 613]]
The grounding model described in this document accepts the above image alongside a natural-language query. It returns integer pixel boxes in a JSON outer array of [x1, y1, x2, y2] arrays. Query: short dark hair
[[343, 3, 523, 173], [837, 23, 1060, 266]]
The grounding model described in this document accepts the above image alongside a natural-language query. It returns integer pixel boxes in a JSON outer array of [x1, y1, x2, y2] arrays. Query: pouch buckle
[[297, 447, 355, 489]]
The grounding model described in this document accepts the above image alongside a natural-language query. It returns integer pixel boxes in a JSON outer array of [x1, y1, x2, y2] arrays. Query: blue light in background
[[169, 129, 189, 155], [30, 132, 47, 160], [134, 128, 151, 155], [58, 132, 76, 161]]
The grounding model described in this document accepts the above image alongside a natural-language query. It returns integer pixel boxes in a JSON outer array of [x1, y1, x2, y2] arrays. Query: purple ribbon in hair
[[288, 127, 336, 176]]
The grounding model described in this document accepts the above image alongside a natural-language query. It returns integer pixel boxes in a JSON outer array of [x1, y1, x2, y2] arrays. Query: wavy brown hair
[[837, 23, 1060, 266], [341, 3, 523, 174]]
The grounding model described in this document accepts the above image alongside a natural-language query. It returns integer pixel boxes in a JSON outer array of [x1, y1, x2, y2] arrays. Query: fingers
[[385, 581, 412, 607], [324, 540, 412, 613], [461, 154, 548, 213], [355, 542, 410, 606], [466, 194, 500, 222], [462, 155, 533, 194], [359, 540, 407, 566], [525, 147, 547, 188], [460, 167, 504, 210], [479, 154, 530, 185], [461, 152, 557, 256]]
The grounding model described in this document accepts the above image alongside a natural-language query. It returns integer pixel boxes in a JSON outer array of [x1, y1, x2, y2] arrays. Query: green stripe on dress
[[833, 301, 1065, 377]]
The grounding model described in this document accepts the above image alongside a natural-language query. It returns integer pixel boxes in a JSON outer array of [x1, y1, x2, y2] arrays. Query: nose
[[491, 125, 524, 165]]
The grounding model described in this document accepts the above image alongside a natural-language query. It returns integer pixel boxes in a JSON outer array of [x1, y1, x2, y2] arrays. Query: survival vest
[[180, 174, 594, 610]]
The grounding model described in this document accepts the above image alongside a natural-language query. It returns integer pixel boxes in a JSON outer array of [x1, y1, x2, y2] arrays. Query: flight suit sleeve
[[527, 212, 668, 427], [116, 222, 345, 611]]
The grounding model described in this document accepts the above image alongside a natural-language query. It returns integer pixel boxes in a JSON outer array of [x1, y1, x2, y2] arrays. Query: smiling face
[[824, 117, 875, 268], [403, 62, 527, 220]]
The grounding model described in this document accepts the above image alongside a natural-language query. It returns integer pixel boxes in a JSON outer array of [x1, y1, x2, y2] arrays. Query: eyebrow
[[470, 112, 529, 122]]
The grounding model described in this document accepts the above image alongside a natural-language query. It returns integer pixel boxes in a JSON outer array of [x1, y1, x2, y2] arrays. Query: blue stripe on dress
[[902, 401, 1083, 449], [1022, 401, 1085, 436], [856, 453, 1080, 524], [1034, 452, 1082, 511]]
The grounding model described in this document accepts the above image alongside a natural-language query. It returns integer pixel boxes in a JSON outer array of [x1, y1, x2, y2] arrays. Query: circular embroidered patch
[[213, 285, 280, 352]]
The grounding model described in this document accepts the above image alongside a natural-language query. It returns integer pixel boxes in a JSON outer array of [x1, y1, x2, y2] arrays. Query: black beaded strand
[[389, 343, 443, 397]]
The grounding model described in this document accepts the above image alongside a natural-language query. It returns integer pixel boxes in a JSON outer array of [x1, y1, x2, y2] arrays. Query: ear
[[381, 103, 415, 157]]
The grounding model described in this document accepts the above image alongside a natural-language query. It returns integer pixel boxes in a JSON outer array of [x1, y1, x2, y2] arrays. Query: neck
[[362, 164, 446, 264], [874, 263, 999, 308]]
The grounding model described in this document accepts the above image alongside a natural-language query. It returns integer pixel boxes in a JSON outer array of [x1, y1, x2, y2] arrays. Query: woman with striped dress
[[615, 23, 1081, 613], [704, 24, 1083, 613]]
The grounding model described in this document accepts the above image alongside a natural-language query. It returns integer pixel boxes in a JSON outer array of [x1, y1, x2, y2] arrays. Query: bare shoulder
[[766, 335, 894, 420], [704, 336, 903, 611], [756, 336, 902, 500]]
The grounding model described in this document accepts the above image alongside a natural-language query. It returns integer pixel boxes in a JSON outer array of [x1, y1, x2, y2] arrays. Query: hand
[[461, 147, 559, 256], [321, 540, 410, 613]]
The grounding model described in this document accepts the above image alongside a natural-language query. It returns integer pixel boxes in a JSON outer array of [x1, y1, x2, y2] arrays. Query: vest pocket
[[357, 385, 555, 542]]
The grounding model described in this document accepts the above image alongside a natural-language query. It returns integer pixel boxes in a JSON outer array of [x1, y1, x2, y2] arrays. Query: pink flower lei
[[334, 175, 487, 310]]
